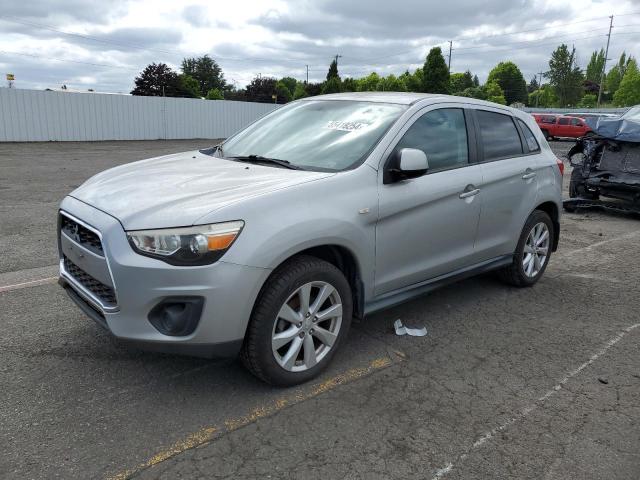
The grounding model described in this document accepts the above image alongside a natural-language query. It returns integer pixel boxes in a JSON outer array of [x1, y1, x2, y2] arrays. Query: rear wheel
[[240, 255, 352, 386], [499, 210, 553, 287]]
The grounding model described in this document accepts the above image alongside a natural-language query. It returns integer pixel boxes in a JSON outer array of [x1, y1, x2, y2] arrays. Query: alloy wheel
[[522, 222, 550, 278], [271, 281, 343, 372]]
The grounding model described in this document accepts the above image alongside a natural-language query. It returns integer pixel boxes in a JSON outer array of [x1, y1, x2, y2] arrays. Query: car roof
[[302, 91, 516, 110]]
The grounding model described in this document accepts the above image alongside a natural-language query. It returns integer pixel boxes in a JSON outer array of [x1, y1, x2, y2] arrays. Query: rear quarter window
[[476, 110, 523, 161], [517, 119, 541, 153]]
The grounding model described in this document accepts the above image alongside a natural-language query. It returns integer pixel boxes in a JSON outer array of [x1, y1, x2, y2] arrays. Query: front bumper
[[58, 196, 271, 358]]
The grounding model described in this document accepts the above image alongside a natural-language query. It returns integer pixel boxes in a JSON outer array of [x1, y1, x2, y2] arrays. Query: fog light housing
[[148, 297, 204, 336]]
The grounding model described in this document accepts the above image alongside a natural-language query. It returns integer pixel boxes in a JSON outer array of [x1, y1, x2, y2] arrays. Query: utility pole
[[305, 65, 309, 84], [597, 15, 614, 107], [536, 71, 545, 108], [447, 41, 453, 72]]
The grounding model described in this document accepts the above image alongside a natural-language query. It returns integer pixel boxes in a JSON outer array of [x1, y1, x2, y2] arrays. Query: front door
[[375, 106, 483, 296]]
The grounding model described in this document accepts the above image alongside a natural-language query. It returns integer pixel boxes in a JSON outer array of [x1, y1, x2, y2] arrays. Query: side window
[[476, 110, 523, 161], [558, 118, 570, 125], [394, 108, 469, 172], [517, 119, 541, 153], [542, 116, 555, 124], [571, 118, 582, 126]]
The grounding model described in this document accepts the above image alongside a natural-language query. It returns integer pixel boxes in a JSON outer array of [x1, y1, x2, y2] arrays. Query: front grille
[[63, 256, 117, 306], [60, 215, 104, 255]]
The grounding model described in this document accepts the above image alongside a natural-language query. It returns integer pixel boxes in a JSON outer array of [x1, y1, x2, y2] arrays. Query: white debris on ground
[[394, 319, 427, 337]]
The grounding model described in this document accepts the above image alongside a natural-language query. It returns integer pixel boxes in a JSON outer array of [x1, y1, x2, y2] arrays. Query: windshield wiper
[[228, 154, 303, 170]]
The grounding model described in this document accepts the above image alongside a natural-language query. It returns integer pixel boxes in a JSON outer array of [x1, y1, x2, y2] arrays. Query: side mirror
[[388, 148, 429, 182]]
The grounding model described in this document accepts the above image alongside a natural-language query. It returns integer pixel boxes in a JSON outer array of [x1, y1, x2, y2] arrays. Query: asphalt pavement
[[1, 140, 638, 480]]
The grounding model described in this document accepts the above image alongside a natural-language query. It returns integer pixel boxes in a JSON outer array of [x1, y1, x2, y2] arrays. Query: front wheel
[[499, 210, 554, 287], [240, 255, 352, 386]]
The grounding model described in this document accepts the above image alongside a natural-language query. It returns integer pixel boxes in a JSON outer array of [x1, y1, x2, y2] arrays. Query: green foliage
[[357, 72, 381, 92], [399, 69, 423, 92], [458, 86, 486, 100], [484, 81, 506, 105], [377, 74, 407, 92], [450, 71, 474, 94], [546, 44, 584, 107], [585, 48, 606, 83], [527, 76, 539, 93], [245, 76, 278, 103], [179, 74, 201, 98], [486, 61, 527, 105], [305, 82, 323, 97], [422, 47, 450, 93], [275, 81, 293, 103], [205, 88, 224, 100], [613, 60, 640, 107], [279, 77, 297, 96], [181, 55, 226, 96], [606, 52, 635, 98], [341, 77, 358, 92], [473, 74, 480, 87], [322, 77, 342, 94], [131, 63, 183, 97], [577, 94, 597, 108], [293, 82, 308, 100], [528, 86, 558, 108], [326, 59, 340, 81]]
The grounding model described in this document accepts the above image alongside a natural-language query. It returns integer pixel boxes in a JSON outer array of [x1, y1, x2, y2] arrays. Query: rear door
[[570, 117, 587, 137], [556, 117, 571, 137], [473, 108, 542, 260]]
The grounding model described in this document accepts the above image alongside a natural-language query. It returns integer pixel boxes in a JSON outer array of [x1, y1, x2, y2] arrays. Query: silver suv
[[58, 93, 562, 385]]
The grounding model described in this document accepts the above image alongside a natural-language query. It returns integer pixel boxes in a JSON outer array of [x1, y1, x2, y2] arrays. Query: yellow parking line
[[106, 355, 396, 480]]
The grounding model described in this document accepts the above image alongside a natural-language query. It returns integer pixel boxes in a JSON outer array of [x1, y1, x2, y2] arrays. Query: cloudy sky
[[1, 0, 639, 93]]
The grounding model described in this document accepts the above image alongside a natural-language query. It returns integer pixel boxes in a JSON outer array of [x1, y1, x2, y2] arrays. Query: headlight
[[127, 221, 244, 266]]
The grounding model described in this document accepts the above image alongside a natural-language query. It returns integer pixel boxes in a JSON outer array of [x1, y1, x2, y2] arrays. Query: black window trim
[[469, 108, 530, 163], [382, 105, 477, 184], [514, 118, 541, 155]]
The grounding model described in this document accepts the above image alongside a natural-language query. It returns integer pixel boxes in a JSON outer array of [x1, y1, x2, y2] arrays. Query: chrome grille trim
[[58, 210, 119, 313]]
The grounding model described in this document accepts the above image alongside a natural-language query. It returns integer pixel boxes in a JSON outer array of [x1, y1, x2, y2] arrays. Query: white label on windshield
[[326, 120, 367, 132]]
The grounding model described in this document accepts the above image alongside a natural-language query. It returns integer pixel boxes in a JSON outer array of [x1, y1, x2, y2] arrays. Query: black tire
[[498, 210, 554, 288], [240, 255, 353, 386]]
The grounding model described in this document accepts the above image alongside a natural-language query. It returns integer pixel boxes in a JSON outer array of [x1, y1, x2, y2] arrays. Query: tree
[[342, 77, 358, 92], [578, 94, 597, 108], [473, 74, 480, 87], [585, 48, 606, 83], [206, 88, 224, 100], [179, 74, 201, 98], [527, 76, 539, 94], [279, 77, 297, 96], [546, 44, 584, 107], [322, 77, 342, 94], [181, 55, 226, 96], [613, 59, 640, 107], [450, 72, 473, 94], [275, 81, 293, 103], [131, 63, 182, 96], [377, 74, 407, 92], [459, 86, 486, 100], [293, 82, 308, 100], [326, 59, 340, 81], [422, 47, 449, 93], [528, 85, 558, 108], [357, 72, 381, 92], [486, 61, 527, 105], [484, 81, 506, 105], [400, 69, 423, 92], [606, 52, 634, 98], [305, 82, 323, 97], [244, 76, 277, 103]]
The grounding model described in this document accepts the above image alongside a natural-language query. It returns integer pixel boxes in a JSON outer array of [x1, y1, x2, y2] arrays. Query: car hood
[[70, 150, 334, 230]]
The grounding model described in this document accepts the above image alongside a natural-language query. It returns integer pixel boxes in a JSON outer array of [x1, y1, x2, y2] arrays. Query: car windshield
[[219, 100, 406, 171], [622, 106, 640, 121]]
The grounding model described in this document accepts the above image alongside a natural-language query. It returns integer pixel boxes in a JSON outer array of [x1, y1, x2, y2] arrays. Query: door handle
[[459, 188, 480, 199], [522, 172, 537, 180]]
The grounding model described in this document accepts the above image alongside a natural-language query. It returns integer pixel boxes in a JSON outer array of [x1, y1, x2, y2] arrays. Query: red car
[[532, 114, 592, 140]]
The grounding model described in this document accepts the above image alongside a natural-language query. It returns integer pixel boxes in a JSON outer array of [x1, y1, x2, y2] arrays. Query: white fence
[[0, 88, 279, 142]]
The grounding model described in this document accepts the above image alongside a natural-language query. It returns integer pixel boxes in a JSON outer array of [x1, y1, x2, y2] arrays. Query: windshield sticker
[[325, 120, 368, 132]]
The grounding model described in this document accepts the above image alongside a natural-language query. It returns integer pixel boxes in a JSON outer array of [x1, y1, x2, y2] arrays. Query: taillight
[[556, 158, 565, 176]]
